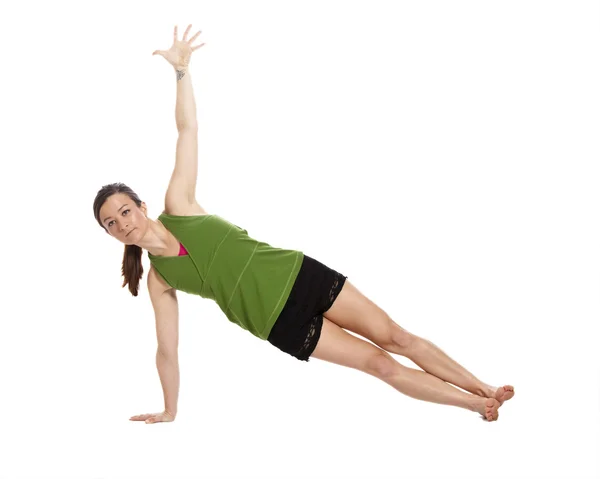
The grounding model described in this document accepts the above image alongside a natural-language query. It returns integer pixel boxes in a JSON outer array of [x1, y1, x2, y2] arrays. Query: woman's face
[[100, 193, 148, 244]]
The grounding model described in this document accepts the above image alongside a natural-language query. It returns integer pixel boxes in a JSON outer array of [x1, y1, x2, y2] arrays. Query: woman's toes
[[502, 385, 515, 401], [494, 385, 515, 405], [485, 398, 500, 421]]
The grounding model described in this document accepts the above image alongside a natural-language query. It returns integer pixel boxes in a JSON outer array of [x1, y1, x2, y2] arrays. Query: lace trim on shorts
[[297, 314, 320, 359], [328, 275, 340, 305], [296, 276, 342, 360]]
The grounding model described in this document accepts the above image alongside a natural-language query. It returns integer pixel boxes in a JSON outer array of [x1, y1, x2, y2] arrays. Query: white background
[[1, 1, 598, 478]]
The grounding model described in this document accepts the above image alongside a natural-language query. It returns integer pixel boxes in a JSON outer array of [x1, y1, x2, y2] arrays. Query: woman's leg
[[323, 280, 514, 405], [311, 317, 500, 421]]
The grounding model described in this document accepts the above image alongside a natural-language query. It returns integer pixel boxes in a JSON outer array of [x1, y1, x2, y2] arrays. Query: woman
[[93, 25, 514, 425]]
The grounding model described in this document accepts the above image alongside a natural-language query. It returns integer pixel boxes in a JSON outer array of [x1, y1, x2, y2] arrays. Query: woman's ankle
[[479, 384, 495, 398]]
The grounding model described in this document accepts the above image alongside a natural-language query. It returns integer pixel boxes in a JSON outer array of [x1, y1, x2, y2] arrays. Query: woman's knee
[[387, 321, 416, 352], [364, 350, 401, 378]]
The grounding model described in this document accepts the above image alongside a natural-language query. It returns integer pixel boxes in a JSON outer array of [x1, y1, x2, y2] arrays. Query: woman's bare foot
[[490, 385, 514, 406], [474, 397, 500, 421]]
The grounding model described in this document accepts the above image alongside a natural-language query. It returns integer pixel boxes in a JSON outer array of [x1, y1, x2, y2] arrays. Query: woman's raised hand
[[153, 24, 205, 70]]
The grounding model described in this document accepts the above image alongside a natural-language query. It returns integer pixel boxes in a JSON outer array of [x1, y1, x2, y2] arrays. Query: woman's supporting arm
[[156, 350, 180, 417]]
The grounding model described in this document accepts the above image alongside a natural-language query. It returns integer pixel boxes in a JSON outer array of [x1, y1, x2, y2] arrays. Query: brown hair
[[93, 182, 144, 297]]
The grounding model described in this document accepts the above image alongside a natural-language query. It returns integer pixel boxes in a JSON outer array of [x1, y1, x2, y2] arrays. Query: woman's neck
[[136, 219, 178, 256]]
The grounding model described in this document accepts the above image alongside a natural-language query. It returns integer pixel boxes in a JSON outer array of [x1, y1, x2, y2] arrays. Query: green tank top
[[147, 213, 304, 340]]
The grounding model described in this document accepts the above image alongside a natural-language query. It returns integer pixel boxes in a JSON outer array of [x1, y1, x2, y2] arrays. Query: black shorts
[[267, 254, 347, 362]]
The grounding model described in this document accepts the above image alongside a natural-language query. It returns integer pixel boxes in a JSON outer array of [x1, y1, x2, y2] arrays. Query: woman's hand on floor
[[153, 24, 205, 70], [130, 410, 176, 424]]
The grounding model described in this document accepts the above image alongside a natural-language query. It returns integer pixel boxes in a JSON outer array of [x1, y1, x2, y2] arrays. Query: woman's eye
[[107, 210, 130, 228]]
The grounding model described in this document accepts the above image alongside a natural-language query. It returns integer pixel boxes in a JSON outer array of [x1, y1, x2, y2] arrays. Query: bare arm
[[152, 24, 205, 207], [166, 69, 199, 207], [156, 349, 180, 417], [149, 270, 180, 416], [175, 68, 197, 131]]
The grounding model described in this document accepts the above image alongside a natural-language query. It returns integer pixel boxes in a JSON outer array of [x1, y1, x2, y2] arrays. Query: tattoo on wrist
[[176, 69, 186, 81]]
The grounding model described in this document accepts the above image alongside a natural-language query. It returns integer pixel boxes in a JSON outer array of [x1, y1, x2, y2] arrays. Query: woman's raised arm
[[153, 24, 206, 206]]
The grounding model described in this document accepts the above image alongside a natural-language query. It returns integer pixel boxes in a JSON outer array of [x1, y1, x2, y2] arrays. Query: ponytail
[[122, 244, 144, 297]]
